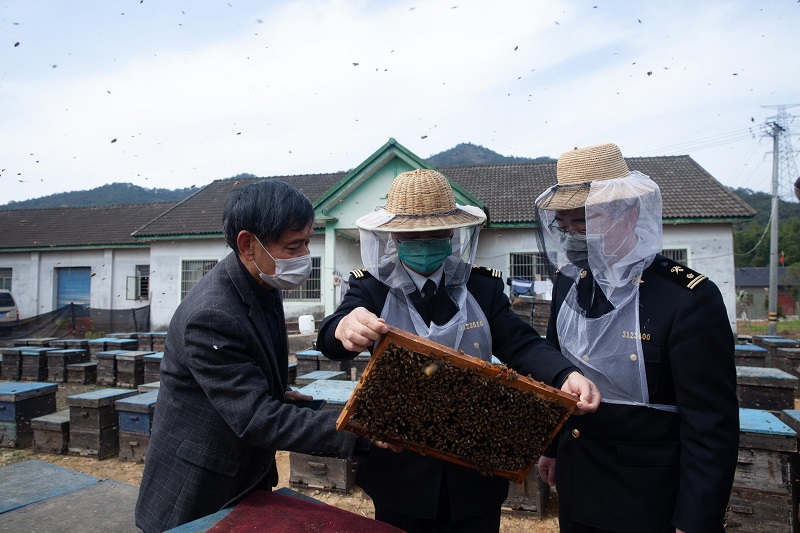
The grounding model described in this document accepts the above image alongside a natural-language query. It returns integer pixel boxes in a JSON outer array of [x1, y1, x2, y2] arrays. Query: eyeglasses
[[548, 221, 586, 239]]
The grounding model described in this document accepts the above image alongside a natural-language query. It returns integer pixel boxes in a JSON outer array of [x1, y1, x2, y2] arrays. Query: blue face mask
[[397, 238, 452, 274]]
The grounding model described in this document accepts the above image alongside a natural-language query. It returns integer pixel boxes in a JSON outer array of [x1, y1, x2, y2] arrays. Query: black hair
[[222, 180, 314, 254]]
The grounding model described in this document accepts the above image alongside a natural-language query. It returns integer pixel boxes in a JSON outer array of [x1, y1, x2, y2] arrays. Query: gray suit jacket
[[135, 252, 357, 533]]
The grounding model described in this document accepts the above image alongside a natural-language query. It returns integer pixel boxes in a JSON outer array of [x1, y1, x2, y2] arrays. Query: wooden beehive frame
[[336, 326, 577, 483]]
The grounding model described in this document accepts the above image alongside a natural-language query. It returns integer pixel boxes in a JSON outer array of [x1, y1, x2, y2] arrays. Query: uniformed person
[[534, 143, 739, 533], [317, 168, 599, 533]]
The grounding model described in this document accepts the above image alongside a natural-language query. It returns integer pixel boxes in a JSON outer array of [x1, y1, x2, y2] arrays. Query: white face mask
[[252, 235, 312, 290]]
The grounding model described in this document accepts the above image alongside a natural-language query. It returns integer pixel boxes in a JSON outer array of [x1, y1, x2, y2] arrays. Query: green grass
[[737, 319, 800, 338]]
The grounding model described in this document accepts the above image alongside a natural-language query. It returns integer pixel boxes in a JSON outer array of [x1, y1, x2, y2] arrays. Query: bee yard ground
[[337, 327, 576, 483]]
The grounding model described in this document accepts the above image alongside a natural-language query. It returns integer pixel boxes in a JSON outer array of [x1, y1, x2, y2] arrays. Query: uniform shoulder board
[[471, 264, 502, 278], [349, 268, 371, 279], [651, 256, 708, 290]]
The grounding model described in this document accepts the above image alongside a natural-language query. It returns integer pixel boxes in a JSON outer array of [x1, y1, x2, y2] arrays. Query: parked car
[[0, 289, 19, 322]]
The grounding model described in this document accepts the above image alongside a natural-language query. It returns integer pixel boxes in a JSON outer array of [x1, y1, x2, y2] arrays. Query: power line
[[632, 127, 760, 156]]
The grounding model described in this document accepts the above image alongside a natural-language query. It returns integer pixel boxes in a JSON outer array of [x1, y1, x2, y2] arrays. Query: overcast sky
[[2, 0, 799, 205]]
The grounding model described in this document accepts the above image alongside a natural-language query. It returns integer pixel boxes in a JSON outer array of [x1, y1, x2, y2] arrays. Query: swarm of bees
[[340, 336, 573, 479]]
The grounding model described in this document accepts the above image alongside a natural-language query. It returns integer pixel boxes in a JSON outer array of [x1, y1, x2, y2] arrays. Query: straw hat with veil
[[355, 168, 492, 358], [534, 143, 670, 410]]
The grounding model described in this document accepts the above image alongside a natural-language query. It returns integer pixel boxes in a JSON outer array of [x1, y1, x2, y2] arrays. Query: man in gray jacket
[[136, 180, 381, 532]]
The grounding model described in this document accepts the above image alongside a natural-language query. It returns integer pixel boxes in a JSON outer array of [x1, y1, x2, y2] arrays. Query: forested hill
[[427, 142, 555, 167], [1, 182, 197, 210]]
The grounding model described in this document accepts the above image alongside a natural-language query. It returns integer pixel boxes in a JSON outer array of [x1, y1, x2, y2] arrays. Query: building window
[[0, 268, 11, 291], [282, 257, 321, 301], [136, 265, 150, 299], [181, 260, 217, 300], [662, 248, 688, 265], [509, 252, 550, 282]]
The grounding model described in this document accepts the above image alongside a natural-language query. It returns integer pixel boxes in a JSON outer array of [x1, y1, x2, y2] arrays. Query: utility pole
[[762, 103, 799, 334], [768, 121, 783, 335]]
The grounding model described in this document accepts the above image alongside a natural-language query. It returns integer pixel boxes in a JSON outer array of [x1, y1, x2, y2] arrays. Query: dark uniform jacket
[[317, 265, 578, 521], [135, 253, 357, 533], [547, 255, 739, 533]]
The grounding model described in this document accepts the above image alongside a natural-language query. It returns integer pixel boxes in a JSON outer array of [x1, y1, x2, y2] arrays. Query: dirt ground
[[1, 382, 560, 532]]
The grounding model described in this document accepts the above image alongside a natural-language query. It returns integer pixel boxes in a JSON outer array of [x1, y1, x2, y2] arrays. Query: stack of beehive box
[[116, 390, 158, 462], [0, 382, 57, 448], [67, 388, 138, 459], [47, 349, 90, 383], [728, 408, 797, 531]]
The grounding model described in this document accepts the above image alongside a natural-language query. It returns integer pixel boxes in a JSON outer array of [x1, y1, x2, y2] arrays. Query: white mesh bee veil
[[534, 144, 673, 411]]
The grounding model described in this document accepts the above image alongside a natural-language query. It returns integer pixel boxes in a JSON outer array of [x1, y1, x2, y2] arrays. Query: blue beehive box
[[87, 337, 122, 357], [734, 344, 768, 367], [117, 391, 158, 463], [96, 350, 129, 386], [295, 370, 347, 387], [67, 388, 138, 459], [729, 408, 797, 531], [151, 332, 167, 351], [19, 347, 59, 382], [295, 379, 357, 412], [31, 409, 71, 454], [116, 351, 154, 388], [0, 382, 58, 448], [142, 352, 163, 384], [12, 338, 59, 348], [736, 366, 799, 412], [46, 349, 90, 383], [105, 338, 139, 352], [68, 388, 139, 431], [0, 346, 25, 381], [352, 351, 371, 381], [295, 349, 321, 375], [116, 391, 158, 435]]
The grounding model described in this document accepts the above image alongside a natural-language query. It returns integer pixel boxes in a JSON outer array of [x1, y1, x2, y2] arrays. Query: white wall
[[148, 239, 231, 329], [0, 248, 151, 318], [477, 224, 738, 329], [662, 222, 737, 330], [148, 235, 333, 329]]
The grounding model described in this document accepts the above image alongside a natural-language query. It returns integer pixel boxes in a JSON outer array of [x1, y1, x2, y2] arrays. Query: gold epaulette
[[652, 257, 708, 290], [350, 268, 369, 279], [471, 264, 502, 278]]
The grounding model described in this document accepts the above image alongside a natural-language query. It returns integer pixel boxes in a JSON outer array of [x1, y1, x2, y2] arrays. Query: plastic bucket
[[298, 314, 315, 335]]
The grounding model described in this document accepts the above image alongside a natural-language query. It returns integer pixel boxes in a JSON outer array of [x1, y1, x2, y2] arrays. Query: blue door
[[56, 267, 91, 309]]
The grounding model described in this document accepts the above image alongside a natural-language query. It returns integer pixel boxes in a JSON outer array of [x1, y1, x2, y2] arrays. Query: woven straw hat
[[362, 169, 486, 232], [537, 143, 634, 210]]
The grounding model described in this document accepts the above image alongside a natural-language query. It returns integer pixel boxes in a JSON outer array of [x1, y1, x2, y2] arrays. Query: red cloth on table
[[206, 490, 404, 532]]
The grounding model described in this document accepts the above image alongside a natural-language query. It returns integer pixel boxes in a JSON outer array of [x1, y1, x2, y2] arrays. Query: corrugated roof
[[0, 203, 175, 250], [439, 155, 756, 224], [135, 155, 754, 237], [735, 267, 800, 287], [132, 173, 346, 237]]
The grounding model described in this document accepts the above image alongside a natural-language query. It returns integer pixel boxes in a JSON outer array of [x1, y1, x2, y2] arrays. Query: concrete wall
[[0, 247, 150, 319], [148, 235, 332, 330], [148, 239, 231, 329], [662, 222, 737, 330]]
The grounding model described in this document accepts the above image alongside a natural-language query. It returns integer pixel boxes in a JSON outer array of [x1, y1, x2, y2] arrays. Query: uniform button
[[474, 342, 480, 349], [582, 354, 590, 361], [571, 429, 580, 439], [630, 354, 638, 361], [580, 270, 587, 278]]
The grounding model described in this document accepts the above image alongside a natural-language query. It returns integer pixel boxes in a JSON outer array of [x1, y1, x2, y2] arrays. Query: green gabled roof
[[313, 138, 485, 217]]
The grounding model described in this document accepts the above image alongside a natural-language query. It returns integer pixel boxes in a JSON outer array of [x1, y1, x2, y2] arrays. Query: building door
[[56, 267, 91, 309]]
